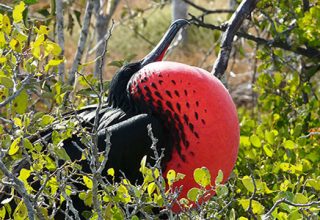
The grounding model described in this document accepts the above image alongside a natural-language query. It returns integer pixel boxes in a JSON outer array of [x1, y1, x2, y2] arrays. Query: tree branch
[[182, 0, 234, 14], [264, 198, 320, 219], [68, 0, 94, 86], [55, 0, 65, 82], [191, 15, 320, 61], [93, 0, 120, 77], [211, 0, 259, 79]]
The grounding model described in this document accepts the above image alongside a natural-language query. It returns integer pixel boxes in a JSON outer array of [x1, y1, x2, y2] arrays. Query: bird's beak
[[141, 19, 189, 67]]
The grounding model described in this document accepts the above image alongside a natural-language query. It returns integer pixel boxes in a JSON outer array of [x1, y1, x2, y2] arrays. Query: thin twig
[[263, 199, 320, 219], [182, 0, 234, 14], [0, 160, 36, 220]]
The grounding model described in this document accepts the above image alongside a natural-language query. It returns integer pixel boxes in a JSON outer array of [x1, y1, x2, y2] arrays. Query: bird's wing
[[97, 113, 166, 183]]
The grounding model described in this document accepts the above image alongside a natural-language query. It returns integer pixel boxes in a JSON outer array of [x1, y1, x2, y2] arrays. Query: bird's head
[[107, 19, 189, 111]]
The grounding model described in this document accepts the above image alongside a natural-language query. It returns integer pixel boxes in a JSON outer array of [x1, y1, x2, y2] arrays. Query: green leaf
[[8, 137, 21, 155], [0, 76, 14, 88], [41, 115, 55, 127], [194, 167, 211, 188], [263, 145, 273, 157], [13, 200, 28, 220], [215, 170, 224, 185], [239, 199, 265, 214], [12, 90, 28, 114], [293, 193, 308, 204], [250, 134, 261, 148], [187, 187, 201, 202], [283, 140, 295, 149], [241, 176, 255, 193], [23, 0, 39, 5], [0, 206, 6, 218], [265, 130, 275, 144], [216, 185, 228, 197], [131, 216, 139, 220]]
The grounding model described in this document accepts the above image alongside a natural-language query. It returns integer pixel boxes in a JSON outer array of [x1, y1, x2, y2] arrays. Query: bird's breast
[[128, 61, 239, 209]]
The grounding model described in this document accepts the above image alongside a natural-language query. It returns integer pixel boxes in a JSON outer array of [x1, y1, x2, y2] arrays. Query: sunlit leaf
[[194, 167, 211, 188], [13, 1, 25, 23], [9, 137, 21, 155]]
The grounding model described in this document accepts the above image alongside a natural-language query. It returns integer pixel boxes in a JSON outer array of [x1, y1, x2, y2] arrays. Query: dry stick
[[0, 160, 35, 220], [55, 0, 65, 82], [212, 0, 259, 79], [68, 0, 94, 86]]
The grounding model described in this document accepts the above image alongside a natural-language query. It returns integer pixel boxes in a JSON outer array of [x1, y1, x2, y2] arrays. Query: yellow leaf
[[13, 200, 28, 219], [9, 39, 19, 51], [0, 56, 7, 63], [107, 168, 115, 177], [0, 32, 6, 47], [44, 41, 62, 56], [14, 117, 23, 128], [13, 2, 25, 23], [9, 137, 21, 155], [83, 176, 93, 189], [44, 59, 63, 72], [47, 177, 59, 194], [147, 182, 156, 196], [166, 169, 176, 186], [3, 15, 11, 34], [38, 25, 49, 35], [239, 199, 265, 214], [19, 168, 31, 181]]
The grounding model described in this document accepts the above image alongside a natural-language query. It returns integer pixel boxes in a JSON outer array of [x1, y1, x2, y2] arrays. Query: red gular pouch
[[129, 61, 239, 213]]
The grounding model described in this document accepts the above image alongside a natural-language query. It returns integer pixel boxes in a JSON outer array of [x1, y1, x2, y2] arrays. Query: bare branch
[[212, 0, 258, 79], [93, 0, 120, 77], [191, 15, 320, 61], [68, 0, 95, 86], [55, 0, 65, 82], [182, 0, 234, 14], [263, 198, 320, 219], [299, 132, 320, 138]]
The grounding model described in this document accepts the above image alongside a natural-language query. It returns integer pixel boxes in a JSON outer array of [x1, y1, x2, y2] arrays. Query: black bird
[[1, 19, 240, 218]]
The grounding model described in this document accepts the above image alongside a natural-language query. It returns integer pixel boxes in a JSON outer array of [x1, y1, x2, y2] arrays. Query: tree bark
[[93, 0, 120, 78], [172, 0, 188, 44]]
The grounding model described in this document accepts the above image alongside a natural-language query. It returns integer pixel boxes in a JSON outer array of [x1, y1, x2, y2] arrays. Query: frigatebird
[[0, 19, 239, 218]]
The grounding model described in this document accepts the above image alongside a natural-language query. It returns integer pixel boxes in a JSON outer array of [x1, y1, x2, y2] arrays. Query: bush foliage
[[0, 0, 319, 219]]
